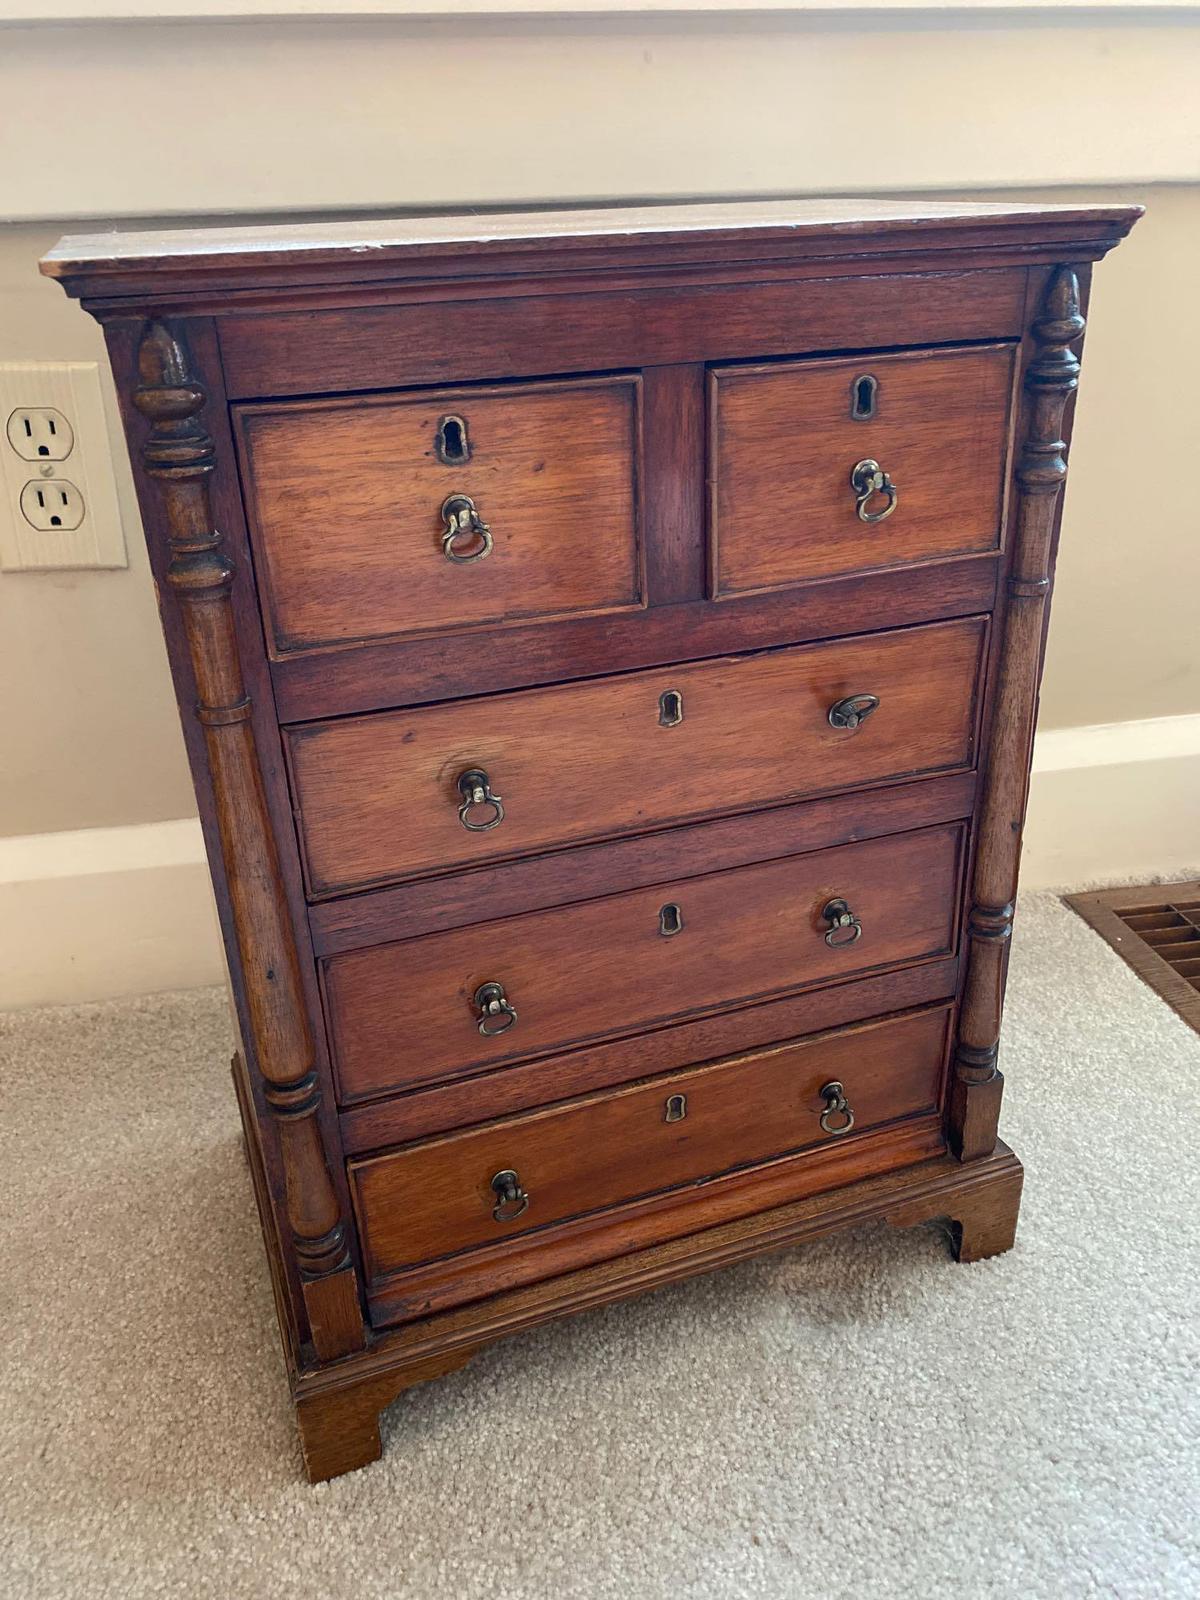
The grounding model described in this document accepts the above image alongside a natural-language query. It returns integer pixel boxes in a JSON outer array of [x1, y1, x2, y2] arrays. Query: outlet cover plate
[[0, 361, 127, 572]]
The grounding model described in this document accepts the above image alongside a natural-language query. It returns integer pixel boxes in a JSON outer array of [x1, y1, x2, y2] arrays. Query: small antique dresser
[[44, 199, 1138, 1481]]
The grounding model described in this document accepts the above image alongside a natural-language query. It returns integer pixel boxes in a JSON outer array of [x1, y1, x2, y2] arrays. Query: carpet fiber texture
[[1, 892, 1198, 1600]]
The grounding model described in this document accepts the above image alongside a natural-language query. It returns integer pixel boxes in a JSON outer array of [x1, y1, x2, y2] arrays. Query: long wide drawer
[[288, 615, 984, 898], [350, 1004, 951, 1304], [323, 821, 964, 1102]]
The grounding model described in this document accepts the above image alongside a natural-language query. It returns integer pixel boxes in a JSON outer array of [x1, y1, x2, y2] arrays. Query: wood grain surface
[[324, 821, 964, 1102], [45, 197, 1138, 1483], [364, 1117, 948, 1324], [216, 270, 1027, 401], [235, 376, 642, 656], [288, 616, 984, 897], [351, 1005, 950, 1279], [711, 343, 1016, 595]]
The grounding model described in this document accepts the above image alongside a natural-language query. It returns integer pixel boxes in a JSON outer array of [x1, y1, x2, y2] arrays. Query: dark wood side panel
[[271, 550, 999, 723], [324, 821, 965, 1103], [107, 319, 366, 1365], [287, 616, 985, 898], [218, 269, 1027, 399], [351, 1005, 951, 1280], [950, 265, 1092, 1161]]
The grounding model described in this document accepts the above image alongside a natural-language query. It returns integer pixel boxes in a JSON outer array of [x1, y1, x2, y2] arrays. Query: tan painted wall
[[1, 184, 1196, 837]]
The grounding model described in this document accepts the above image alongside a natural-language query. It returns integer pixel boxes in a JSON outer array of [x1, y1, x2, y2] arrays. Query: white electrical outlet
[[0, 362, 127, 572]]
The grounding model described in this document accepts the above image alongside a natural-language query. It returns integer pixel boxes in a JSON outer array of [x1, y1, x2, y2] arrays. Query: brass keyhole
[[659, 902, 684, 937], [435, 413, 471, 465], [850, 374, 878, 420], [659, 689, 684, 727], [664, 1093, 688, 1123]]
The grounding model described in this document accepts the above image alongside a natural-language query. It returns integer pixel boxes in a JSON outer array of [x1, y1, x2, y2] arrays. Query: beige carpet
[[1, 891, 1198, 1599]]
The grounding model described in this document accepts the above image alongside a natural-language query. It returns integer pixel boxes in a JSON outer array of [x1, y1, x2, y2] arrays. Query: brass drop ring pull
[[457, 768, 504, 832], [828, 693, 880, 731], [822, 897, 863, 948], [818, 1080, 856, 1136], [474, 981, 518, 1037], [491, 1168, 530, 1223], [850, 459, 898, 524], [441, 493, 493, 563]]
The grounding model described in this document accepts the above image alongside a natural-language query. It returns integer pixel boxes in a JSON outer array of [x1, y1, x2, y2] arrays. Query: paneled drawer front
[[289, 615, 984, 898], [234, 376, 643, 656], [350, 1004, 950, 1285], [324, 821, 963, 1102], [710, 343, 1016, 597]]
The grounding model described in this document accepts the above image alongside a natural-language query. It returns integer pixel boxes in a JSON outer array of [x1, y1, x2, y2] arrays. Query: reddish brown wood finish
[[235, 376, 644, 655], [217, 268, 1030, 400], [324, 822, 964, 1101], [130, 322, 364, 1365], [310, 767, 977, 954], [710, 344, 1016, 596], [288, 616, 983, 897], [368, 1118, 949, 1325], [271, 550, 999, 723], [45, 199, 1136, 1483], [352, 1005, 949, 1283], [338, 957, 961, 1154], [296, 1136, 1022, 1481], [951, 267, 1086, 1160]]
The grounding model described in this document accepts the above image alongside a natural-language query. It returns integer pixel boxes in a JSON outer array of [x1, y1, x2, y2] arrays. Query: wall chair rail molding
[[0, 13, 1197, 220]]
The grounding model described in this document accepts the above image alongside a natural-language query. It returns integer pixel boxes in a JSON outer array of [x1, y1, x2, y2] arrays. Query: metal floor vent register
[[1066, 881, 1200, 1034]]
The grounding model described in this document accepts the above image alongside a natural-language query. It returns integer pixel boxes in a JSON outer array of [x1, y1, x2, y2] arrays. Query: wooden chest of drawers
[[43, 198, 1138, 1482]]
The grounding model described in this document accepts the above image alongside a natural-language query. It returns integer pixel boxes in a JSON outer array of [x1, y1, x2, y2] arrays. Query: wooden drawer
[[234, 375, 643, 656], [350, 1004, 950, 1295], [709, 343, 1016, 597], [324, 821, 963, 1102], [288, 615, 984, 898]]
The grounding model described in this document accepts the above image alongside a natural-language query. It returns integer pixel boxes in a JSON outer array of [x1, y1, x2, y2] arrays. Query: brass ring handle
[[474, 981, 518, 1038], [490, 1169, 530, 1223], [850, 459, 898, 524], [822, 898, 863, 948], [457, 769, 505, 832], [441, 493, 493, 563], [818, 1081, 856, 1136], [828, 693, 880, 731]]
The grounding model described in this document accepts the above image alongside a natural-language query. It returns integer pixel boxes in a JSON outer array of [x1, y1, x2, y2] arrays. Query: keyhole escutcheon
[[850, 374, 878, 420], [659, 689, 684, 727], [435, 413, 471, 464]]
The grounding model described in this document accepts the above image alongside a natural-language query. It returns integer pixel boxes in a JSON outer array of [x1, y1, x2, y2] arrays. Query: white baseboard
[[2, 713, 1197, 1007], [0, 817, 225, 1009], [1022, 712, 1200, 890]]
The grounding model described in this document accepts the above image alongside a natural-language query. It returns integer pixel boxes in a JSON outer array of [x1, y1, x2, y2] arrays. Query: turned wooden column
[[133, 322, 365, 1360], [950, 267, 1085, 1160]]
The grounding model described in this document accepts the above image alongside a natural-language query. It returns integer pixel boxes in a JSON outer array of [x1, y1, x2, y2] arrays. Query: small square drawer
[[349, 1004, 950, 1304], [323, 821, 963, 1103], [287, 615, 984, 898], [709, 343, 1016, 597], [234, 375, 644, 656]]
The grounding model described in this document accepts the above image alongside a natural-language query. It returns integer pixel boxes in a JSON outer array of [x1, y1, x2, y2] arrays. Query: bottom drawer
[[350, 1004, 951, 1322]]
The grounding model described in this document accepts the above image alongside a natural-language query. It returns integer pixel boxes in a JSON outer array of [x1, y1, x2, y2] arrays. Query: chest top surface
[[42, 196, 1140, 305]]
